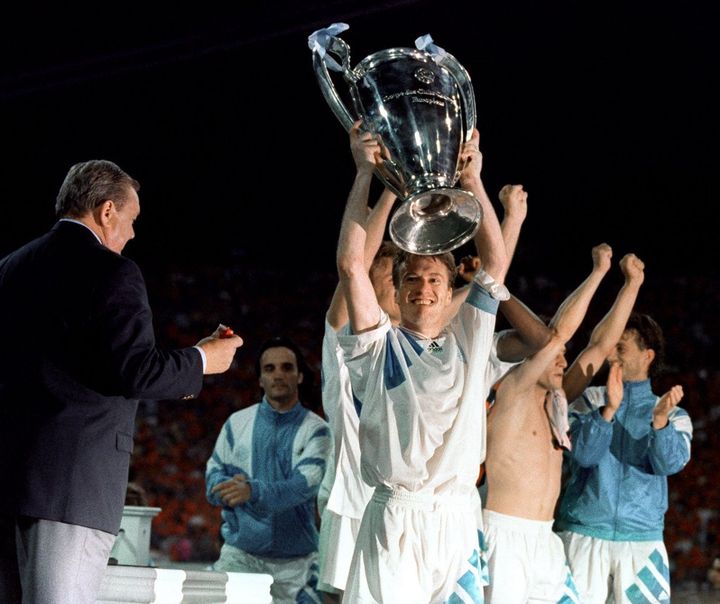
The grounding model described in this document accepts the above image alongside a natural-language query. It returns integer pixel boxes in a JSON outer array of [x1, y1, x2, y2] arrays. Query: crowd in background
[[128, 250, 718, 590]]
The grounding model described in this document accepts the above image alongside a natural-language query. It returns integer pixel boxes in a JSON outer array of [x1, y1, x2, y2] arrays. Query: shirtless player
[[482, 243, 613, 603]]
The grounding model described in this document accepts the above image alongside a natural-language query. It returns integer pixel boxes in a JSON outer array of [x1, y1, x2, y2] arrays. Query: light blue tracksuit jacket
[[206, 398, 331, 557], [555, 380, 692, 541]]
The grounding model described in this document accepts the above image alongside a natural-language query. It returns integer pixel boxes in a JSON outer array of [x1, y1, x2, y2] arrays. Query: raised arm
[[498, 184, 528, 264], [495, 296, 552, 362], [550, 243, 611, 341], [336, 120, 386, 333], [496, 182, 550, 360], [458, 129, 508, 284], [446, 179, 523, 320], [450, 183, 550, 359], [505, 244, 611, 392], [451, 261, 550, 362], [364, 189, 396, 269], [327, 188, 396, 330], [563, 253, 645, 401]]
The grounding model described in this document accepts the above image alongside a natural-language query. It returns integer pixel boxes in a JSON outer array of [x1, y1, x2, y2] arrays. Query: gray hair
[[55, 160, 140, 218]]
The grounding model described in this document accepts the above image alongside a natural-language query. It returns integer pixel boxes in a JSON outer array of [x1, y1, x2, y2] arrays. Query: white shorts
[[344, 487, 488, 604], [483, 510, 579, 603], [213, 543, 321, 604], [317, 509, 362, 594], [559, 531, 670, 603]]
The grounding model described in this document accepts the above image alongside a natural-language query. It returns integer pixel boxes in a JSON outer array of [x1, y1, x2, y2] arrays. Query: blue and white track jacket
[[206, 398, 331, 558], [556, 380, 692, 541]]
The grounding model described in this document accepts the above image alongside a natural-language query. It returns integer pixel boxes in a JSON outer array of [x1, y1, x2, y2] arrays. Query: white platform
[[102, 505, 272, 602], [98, 565, 273, 603]]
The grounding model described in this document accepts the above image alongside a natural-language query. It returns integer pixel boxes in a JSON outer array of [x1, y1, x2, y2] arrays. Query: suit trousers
[[1, 514, 116, 604]]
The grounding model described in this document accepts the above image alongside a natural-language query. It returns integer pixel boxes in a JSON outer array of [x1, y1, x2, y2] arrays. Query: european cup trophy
[[309, 23, 481, 255]]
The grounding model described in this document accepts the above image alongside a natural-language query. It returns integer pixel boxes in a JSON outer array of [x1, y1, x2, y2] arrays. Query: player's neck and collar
[[399, 324, 448, 354]]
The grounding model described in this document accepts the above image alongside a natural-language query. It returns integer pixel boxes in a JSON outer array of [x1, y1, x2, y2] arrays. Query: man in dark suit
[[0, 159, 243, 604]]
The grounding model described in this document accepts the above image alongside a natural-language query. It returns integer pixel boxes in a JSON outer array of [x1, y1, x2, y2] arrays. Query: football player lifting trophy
[[309, 23, 481, 255]]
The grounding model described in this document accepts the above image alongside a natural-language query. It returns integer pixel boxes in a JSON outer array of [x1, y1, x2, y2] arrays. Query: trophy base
[[389, 188, 482, 255]]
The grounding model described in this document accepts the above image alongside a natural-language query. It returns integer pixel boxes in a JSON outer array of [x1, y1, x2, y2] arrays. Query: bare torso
[[484, 385, 563, 521]]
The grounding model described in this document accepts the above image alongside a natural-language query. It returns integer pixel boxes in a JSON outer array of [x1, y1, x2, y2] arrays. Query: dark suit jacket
[[0, 221, 203, 534]]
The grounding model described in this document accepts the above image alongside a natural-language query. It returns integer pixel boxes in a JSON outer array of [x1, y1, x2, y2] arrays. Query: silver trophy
[[309, 24, 481, 255]]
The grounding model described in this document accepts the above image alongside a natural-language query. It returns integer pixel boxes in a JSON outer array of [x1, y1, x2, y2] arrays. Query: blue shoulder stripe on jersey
[[466, 282, 499, 314], [401, 329, 425, 356], [384, 333, 408, 389], [353, 392, 362, 417]]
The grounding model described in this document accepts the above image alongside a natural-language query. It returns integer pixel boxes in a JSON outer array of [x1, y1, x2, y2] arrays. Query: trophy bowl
[[310, 26, 482, 255]]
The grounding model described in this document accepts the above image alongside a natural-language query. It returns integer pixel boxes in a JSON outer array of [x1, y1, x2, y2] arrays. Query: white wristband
[[473, 269, 510, 301]]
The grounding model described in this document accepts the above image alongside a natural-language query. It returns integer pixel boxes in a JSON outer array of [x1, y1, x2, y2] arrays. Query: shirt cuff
[[194, 345, 207, 373]]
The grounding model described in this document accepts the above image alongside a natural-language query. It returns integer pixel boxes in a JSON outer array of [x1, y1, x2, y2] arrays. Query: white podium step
[[97, 565, 272, 603]]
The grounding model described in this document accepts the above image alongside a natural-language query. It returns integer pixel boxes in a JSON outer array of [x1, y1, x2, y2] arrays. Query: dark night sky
[[1, 1, 717, 283]]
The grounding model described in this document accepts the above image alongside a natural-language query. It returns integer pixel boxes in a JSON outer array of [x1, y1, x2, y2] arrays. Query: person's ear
[[645, 348, 656, 369], [95, 200, 115, 227]]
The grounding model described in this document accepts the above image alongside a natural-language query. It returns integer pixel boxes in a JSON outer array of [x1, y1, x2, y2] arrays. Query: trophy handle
[[313, 40, 408, 200], [435, 52, 476, 142], [312, 37, 356, 132]]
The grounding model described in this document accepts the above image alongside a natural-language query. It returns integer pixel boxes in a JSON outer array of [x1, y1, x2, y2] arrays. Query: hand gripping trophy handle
[[310, 25, 483, 254]]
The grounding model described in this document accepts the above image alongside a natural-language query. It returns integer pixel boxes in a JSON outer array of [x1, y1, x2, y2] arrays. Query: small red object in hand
[[220, 327, 234, 338]]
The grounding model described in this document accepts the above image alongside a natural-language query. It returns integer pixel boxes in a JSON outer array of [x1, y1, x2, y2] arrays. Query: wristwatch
[[474, 268, 510, 301]]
